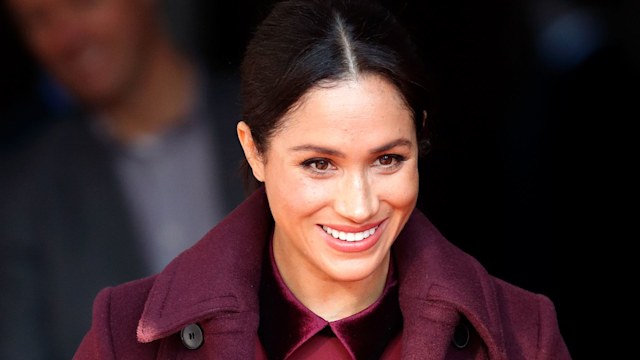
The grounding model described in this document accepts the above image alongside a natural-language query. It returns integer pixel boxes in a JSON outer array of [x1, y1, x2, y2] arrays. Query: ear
[[237, 121, 265, 182]]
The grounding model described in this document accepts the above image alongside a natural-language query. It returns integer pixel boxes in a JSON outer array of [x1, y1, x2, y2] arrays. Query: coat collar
[[137, 187, 507, 358], [393, 211, 507, 359], [137, 187, 271, 343]]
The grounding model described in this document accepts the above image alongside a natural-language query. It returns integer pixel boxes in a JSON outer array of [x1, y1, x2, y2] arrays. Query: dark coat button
[[452, 322, 470, 349], [180, 323, 204, 350]]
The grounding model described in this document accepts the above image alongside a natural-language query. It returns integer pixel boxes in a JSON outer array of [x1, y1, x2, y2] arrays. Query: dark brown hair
[[240, 0, 431, 192]]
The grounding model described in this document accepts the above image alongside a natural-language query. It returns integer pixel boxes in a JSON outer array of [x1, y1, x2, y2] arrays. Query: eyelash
[[300, 154, 407, 175]]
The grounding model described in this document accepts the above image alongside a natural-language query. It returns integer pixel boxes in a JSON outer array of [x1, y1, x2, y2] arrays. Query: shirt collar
[[258, 235, 402, 359]]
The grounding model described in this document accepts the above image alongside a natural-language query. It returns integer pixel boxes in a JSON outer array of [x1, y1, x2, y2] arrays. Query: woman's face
[[243, 74, 419, 288]]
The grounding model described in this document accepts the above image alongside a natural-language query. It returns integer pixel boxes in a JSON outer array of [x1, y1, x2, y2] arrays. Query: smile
[[322, 225, 378, 242]]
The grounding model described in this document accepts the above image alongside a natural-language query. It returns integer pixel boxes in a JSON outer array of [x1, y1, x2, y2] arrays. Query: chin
[[327, 259, 386, 283]]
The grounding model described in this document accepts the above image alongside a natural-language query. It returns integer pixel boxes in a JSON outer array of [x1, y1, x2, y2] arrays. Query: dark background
[[3, 0, 638, 357]]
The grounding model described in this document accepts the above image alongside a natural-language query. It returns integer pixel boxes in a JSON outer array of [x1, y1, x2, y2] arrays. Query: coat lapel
[[135, 188, 509, 359], [394, 209, 507, 359], [136, 188, 271, 358]]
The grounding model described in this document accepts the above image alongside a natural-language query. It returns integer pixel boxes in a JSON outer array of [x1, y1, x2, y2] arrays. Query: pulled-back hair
[[240, 0, 430, 191]]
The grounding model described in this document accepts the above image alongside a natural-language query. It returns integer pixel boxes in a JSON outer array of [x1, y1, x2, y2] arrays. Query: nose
[[334, 170, 378, 223]]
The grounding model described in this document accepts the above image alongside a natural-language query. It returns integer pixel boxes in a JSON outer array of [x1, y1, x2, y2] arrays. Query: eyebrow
[[289, 138, 413, 156]]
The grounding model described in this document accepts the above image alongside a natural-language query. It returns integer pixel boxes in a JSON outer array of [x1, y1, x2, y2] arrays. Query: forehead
[[277, 74, 413, 135]]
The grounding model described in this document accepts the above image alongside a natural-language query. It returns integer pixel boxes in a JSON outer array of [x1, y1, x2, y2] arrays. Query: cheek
[[86, 3, 142, 45], [90, 12, 131, 45], [24, 24, 64, 62], [384, 167, 419, 210], [264, 164, 330, 221], [29, 35, 54, 61]]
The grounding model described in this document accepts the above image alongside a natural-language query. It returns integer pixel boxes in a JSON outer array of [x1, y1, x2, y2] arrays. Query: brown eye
[[374, 154, 406, 171], [313, 159, 330, 170], [301, 158, 335, 174], [379, 155, 394, 166]]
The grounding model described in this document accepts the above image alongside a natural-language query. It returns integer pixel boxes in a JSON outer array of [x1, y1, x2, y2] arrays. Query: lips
[[321, 225, 378, 242], [318, 220, 387, 254]]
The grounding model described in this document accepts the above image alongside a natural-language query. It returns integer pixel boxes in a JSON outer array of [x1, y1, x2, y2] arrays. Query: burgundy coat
[[74, 187, 571, 359]]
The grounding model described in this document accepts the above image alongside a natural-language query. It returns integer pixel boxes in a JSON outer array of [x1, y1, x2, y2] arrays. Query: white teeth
[[322, 225, 378, 242]]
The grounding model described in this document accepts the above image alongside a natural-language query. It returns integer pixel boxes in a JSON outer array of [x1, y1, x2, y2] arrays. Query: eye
[[301, 158, 336, 174], [379, 155, 395, 166], [374, 154, 406, 170], [311, 159, 330, 171]]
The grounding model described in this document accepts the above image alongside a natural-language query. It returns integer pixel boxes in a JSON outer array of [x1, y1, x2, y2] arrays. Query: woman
[[74, 0, 571, 358]]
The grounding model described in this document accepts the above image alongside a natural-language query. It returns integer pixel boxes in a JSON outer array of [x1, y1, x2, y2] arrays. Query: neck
[[96, 36, 197, 143], [273, 241, 390, 322]]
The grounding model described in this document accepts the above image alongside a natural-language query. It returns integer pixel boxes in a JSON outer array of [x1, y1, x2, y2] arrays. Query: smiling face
[[239, 74, 419, 296]]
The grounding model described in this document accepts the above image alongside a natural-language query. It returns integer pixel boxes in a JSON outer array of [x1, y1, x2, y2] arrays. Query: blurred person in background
[[0, 0, 245, 358]]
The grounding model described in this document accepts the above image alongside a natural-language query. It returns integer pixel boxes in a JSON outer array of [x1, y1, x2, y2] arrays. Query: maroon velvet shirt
[[258, 237, 402, 360]]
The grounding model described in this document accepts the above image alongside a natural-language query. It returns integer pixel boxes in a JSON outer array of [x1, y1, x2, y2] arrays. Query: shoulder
[[397, 210, 571, 358], [0, 111, 121, 244], [3, 111, 100, 181], [74, 276, 160, 359], [490, 278, 571, 358]]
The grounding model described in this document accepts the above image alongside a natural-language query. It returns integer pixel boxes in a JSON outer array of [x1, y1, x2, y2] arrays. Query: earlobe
[[237, 121, 265, 182]]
